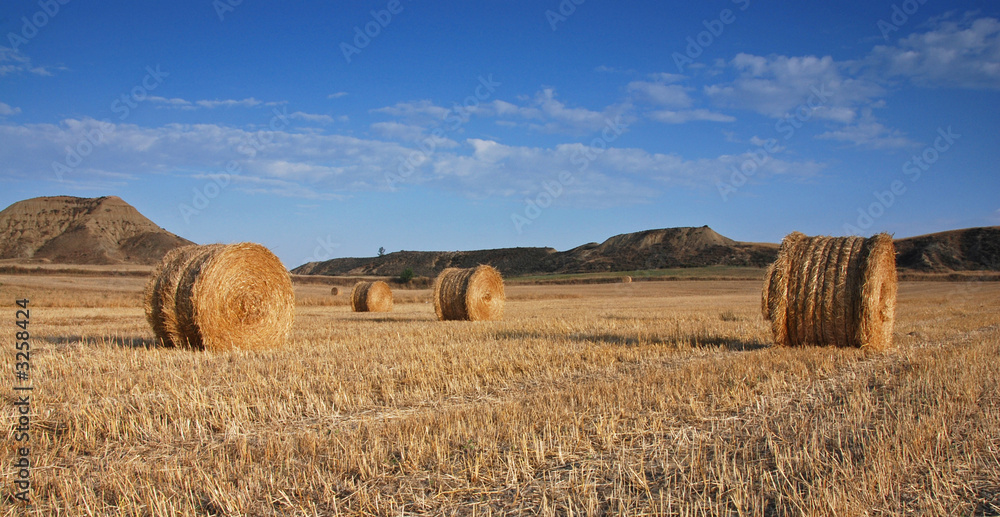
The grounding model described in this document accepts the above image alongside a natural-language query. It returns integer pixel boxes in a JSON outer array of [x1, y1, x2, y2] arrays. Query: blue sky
[[1, 1, 999, 268]]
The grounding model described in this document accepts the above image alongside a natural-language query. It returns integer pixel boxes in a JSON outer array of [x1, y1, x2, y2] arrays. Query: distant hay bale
[[622, 275, 633, 283], [350, 280, 393, 312], [330, 286, 339, 296], [761, 232, 897, 350], [433, 265, 505, 321], [145, 243, 295, 351]]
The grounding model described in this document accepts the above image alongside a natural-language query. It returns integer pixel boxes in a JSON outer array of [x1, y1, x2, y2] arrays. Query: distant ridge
[[293, 226, 779, 277], [0, 196, 194, 265], [895, 226, 1000, 272], [294, 225, 1000, 278]]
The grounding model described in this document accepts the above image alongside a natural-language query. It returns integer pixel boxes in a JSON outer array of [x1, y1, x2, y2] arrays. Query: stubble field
[[2, 273, 999, 516]]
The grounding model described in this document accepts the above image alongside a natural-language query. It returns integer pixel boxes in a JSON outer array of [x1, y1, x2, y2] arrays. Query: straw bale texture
[[350, 281, 393, 312], [145, 243, 294, 351], [433, 266, 505, 321], [761, 232, 897, 350]]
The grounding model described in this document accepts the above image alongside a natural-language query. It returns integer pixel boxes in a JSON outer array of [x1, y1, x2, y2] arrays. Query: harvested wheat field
[[2, 273, 999, 515]]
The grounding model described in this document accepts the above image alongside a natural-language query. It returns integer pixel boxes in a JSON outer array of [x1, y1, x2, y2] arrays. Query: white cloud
[[0, 118, 415, 193], [149, 96, 194, 108], [705, 53, 883, 121], [867, 15, 1000, 89], [816, 109, 916, 149], [0, 102, 20, 116], [372, 100, 452, 122], [648, 109, 735, 124], [489, 89, 632, 135], [375, 89, 631, 135], [0, 118, 826, 207], [289, 111, 336, 124], [627, 81, 692, 108], [429, 138, 822, 205], [370, 121, 458, 148], [0, 46, 56, 76], [195, 98, 264, 109], [595, 65, 628, 74], [327, 92, 349, 99]]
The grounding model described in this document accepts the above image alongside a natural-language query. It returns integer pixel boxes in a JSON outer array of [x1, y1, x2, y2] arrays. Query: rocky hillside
[[895, 226, 1000, 271], [293, 226, 779, 277], [0, 196, 194, 265]]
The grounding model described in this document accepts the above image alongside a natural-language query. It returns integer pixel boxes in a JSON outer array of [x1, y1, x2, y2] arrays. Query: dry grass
[[1, 275, 998, 515]]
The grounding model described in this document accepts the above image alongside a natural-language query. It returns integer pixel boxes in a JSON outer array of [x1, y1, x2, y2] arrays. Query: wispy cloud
[[627, 80, 693, 108], [149, 96, 195, 108], [0, 102, 20, 116], [647, 109, 735, 124], [816, 109, 916, 149], [705, 53, 884, 121], [327, 91, 349, 99], [0, 118, 826, 207], [147, 96, 288, 110], [289, 111, 340, 124], [195, 98, 266, 109], [371, 100, 452, 123], [370, 121, 456, 147], [866, 15, 1000, 89]]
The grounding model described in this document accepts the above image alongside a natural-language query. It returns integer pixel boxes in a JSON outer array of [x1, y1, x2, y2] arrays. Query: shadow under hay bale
[[350, 280, 393, 312], [433, 265, 505, 321], [144, 243, 295, 351], [762, 232, 897, 350]]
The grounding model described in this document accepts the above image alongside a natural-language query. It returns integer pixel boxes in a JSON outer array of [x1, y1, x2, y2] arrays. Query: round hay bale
[[761, 232, 896, 349], [167, 243, 294, 351], [621, 275, 633, 283], [330, 286, 340, 296], [350, 280, 393, 312], [761, 232, 805, 347], [144, 244, 221, 347], [433, 265, 505, 321], [857, 233, 897, 350]]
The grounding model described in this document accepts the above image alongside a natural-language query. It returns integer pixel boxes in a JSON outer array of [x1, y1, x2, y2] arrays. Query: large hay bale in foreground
[[145, 243, 295, 351], [144, 244, 221, 347], [433, 265, 505, 321], [761, 232, 897, 350], [350, 280, 393, 312]]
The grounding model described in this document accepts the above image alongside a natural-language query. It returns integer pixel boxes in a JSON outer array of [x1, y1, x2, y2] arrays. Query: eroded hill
[[0, 196, 194, 265]]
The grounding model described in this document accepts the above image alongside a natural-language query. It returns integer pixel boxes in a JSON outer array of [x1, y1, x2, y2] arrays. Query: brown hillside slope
[[895, 226, 1000, 271], [293, 226, 779, 277], [0, 196, 194, 265]]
